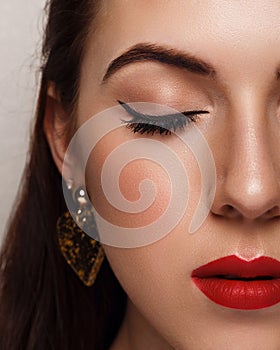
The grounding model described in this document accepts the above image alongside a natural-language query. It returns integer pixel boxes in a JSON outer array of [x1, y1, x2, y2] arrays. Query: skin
[[45, 1, 280, 349]]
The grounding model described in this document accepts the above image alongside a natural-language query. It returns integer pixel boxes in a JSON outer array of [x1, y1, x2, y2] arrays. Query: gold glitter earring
[[56, 180, 105, 287]]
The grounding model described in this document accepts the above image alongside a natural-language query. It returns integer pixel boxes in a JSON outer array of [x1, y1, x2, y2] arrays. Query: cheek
[[84, 128, 202, 230], [87, 153, 171, 227]]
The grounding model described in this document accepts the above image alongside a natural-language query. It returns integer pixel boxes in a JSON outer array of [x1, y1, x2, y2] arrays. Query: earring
[[56, 179, 105, 287]]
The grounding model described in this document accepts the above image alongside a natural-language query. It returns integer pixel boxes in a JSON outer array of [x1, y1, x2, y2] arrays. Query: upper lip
[[191, 255, 280, 279]]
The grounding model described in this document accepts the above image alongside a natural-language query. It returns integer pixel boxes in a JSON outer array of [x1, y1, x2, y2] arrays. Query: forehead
[[83, 1, 280, 86]]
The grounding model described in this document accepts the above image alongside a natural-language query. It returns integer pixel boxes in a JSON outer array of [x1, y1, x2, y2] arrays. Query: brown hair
[[0, 1, 127, 349]]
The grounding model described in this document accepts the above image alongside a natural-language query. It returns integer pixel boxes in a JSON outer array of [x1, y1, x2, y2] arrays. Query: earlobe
[[43, 82, 70, 177]]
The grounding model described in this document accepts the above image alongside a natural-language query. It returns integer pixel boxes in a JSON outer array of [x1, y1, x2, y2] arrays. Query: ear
[[43, 82, 71, 178]]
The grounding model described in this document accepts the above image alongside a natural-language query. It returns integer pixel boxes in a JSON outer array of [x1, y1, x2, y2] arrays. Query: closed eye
[[118, 100, 210, 135]]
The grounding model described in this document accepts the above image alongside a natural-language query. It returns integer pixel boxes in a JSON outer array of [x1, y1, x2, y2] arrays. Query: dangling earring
[[56, 179, 105, 287]]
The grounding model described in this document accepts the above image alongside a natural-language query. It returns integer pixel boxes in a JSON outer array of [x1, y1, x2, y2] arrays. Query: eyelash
[[118, 100, 210, 135]]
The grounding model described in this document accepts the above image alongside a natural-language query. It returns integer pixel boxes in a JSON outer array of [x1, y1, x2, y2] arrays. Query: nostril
[[222, 204, 242, 219], [263, 206, 280, 220], [215, 203, 280, 221], [211, 204, 242, 219]]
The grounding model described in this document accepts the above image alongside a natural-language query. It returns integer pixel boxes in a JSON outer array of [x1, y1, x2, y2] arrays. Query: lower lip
[[192, 277, 280, 310]]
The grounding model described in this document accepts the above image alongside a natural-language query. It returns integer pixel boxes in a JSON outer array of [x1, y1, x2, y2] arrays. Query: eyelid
[[117, 99, 210, 119]]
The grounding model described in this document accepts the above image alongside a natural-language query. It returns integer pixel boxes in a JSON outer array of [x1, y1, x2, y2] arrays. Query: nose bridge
[[231, 89, 268, 182], [216, 86, 280, 220]]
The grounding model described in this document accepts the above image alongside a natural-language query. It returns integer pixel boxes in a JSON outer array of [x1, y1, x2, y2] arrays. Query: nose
[[211, 103, 280, 222]]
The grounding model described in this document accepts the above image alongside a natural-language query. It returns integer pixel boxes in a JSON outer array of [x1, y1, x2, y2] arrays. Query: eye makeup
[[118, 100, 210, 135]]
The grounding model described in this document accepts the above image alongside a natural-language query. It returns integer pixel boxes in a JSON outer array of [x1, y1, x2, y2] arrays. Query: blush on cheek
[[85, 139, 171, 228]]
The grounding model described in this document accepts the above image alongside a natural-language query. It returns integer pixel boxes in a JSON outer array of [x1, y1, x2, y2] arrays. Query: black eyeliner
[[117, 100, 209, 135], [117, 100, 208, 120]]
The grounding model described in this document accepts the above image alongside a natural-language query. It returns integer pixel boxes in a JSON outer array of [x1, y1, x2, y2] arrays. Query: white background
[[0, 1, 46, 242]]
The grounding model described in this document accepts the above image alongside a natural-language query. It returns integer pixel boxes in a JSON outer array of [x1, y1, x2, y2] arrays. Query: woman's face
[[53, 1, 280, 349]]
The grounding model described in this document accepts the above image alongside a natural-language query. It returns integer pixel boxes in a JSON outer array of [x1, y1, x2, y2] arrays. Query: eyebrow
[[102, 42, 216, 83]]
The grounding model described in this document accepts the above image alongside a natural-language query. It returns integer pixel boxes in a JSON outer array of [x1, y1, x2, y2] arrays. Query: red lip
[[191, 255, 280, 310]]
